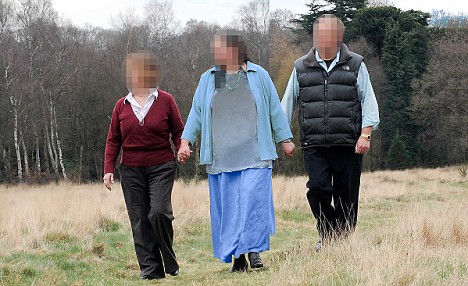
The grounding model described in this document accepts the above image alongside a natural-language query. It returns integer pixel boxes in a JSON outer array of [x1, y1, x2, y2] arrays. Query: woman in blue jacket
[[178, 30, 295, 272]]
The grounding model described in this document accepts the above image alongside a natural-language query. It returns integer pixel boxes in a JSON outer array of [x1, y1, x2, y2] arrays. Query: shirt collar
[[315, 50, 341, 63], [209, 61, 257, 73], [124, 89, 158, 104]]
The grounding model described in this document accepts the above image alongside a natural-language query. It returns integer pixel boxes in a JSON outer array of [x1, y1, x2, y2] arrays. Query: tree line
[[0, 0, 466, 183]]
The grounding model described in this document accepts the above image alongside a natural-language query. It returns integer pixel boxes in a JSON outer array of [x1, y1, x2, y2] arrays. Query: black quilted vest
[[294, 44, 363, 148]]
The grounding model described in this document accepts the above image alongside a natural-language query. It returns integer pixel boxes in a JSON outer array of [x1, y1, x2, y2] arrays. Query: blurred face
[[211, 35, 240, 67], [125, 53, 159, 92], [313, 17, 344, 60]]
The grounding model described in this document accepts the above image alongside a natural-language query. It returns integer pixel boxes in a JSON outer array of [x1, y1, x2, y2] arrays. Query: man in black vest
[[281, 14, 380, 250]]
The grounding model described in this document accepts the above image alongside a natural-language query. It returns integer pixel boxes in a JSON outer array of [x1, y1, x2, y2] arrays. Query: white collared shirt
[[125, 90, 158, 124]]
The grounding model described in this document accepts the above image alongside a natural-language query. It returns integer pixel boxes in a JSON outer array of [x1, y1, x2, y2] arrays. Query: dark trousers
[[120, 160, 178, 278], [303, 147, 362, 240]]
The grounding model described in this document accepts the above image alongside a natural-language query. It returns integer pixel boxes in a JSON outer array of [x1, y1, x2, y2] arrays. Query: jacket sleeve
[[181, 73, 206, 144], [262, 69, 293, 143], [357, 62, 380, 130], [281, 68, 299, 127]]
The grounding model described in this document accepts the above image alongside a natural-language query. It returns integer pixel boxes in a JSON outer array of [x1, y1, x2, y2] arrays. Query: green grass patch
[[438, 262, 455, 279], [450, 181, 468, 189], [278, 209, 311, 223], [98, 217, 121, 232], [44, 231, 75, 244]]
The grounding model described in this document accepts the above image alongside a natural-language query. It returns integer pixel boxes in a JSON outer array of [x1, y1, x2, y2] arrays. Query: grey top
[[206, 70, 272, 174]]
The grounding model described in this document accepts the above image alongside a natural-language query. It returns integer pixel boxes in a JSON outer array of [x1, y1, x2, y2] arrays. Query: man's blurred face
[[313, 17, 344, 60]]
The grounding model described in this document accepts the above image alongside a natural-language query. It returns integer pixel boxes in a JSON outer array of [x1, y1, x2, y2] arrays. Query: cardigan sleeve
[[104, 100, 123, 174], [168, 94, 185, 151]]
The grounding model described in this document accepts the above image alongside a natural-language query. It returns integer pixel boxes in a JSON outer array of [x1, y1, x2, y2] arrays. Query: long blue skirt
[[208, 168, 275, 263]]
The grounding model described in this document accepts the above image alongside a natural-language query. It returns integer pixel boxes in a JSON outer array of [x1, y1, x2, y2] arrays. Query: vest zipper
[[324, 77, 329, 145]]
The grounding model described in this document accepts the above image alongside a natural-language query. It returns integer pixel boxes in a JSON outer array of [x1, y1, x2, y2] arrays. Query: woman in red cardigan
[[103, 51, 184, 280]]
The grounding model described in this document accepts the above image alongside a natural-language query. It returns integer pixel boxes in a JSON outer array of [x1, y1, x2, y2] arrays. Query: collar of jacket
[[209, 61, 257, 73], [303, 43, 352, 68]]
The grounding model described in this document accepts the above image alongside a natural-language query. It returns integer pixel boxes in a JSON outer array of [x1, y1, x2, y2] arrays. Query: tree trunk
[[78, 144, 83, 184], [20, 130, 30, 177], [2, 146, 9, 173], [47, 98, 59, 176], [45, 122, 59, 175], [95, 157, 102, 182], [10, 98, 22, 180], [35, 132, 41, 173], [42, 132, 50, 173], [53, 103, 67, 180]]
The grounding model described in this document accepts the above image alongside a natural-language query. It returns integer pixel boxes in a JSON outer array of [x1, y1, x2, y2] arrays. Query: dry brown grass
[[0, 180, 213, 254], [0, 167, 467, 285], [0, 183, 125, 252]]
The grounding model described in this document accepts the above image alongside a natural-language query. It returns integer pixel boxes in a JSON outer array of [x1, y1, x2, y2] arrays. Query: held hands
[[355, 137, 371, 154], [177, 139, 192, 164], [282, 141, 295, 157], [103, 173, 114, 191], [177, 138, 295, 162]]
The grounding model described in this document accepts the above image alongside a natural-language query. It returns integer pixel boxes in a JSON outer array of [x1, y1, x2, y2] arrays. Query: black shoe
[[169, 269, 179, 276], [140, 274, 163, 280], [229, 254, 247, 272], [248, 252, 264, 268]]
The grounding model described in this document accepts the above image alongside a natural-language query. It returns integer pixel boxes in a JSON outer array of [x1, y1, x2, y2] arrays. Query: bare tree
[[0, 45, 23, 179], [237, 0, 272, 66], [0, 0, 13, 34], [144, 0, 179, 59], [111, 9, 150, 54]]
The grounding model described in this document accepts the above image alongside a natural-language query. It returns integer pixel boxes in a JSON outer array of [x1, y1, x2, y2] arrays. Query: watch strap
[[360, 134, 371, 141]]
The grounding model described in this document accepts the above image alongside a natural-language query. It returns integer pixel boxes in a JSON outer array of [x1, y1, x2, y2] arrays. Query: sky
[[51, 0, 468, 29]]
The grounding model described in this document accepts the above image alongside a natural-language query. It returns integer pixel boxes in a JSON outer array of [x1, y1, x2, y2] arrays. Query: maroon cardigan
[[104, 90, 184, 174]]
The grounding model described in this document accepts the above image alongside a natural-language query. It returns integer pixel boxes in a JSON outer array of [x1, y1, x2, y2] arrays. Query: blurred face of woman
[[212, 35, 240, 67], [125, 53, 159, 93]]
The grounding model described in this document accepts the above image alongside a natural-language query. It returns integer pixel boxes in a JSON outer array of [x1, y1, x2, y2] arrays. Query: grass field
[[0, 167, 467, 285]]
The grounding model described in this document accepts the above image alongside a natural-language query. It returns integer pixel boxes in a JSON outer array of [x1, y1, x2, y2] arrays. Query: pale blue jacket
[[182, 61, 293, 165]]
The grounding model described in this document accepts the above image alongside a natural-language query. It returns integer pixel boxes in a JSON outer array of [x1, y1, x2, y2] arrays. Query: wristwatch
[[282, 138, 292, 143], [360, 134, 371, 141]]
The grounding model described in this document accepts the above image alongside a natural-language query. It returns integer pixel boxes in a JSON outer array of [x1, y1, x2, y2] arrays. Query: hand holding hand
[[103, 173, 114, 191], [177, 139, 192, 164], [282, 141, 295, 157]]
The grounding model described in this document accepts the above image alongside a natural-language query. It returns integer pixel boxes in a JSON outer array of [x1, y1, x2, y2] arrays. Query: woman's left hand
[[282, 142, 295, 157]]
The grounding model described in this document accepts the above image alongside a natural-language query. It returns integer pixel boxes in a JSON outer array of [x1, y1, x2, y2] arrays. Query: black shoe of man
[[140, 274, 164, 280]]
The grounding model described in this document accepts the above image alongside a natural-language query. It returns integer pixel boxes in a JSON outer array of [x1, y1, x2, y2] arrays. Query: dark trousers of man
[[303, 147, 362, 241], [120, 160, 179, 278]]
